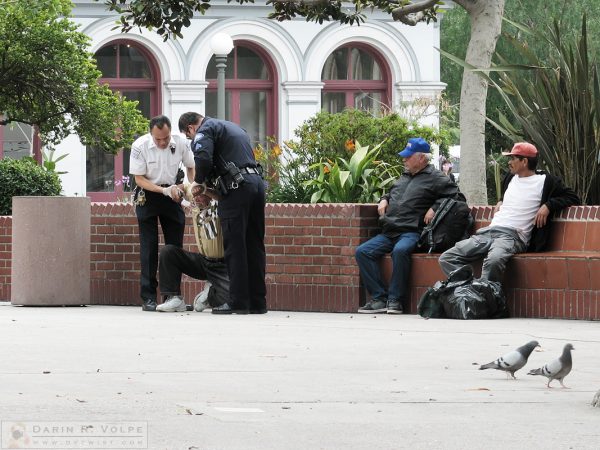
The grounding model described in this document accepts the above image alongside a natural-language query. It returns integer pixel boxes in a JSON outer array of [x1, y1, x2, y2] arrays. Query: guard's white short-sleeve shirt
[[129, 133, 195, 185]]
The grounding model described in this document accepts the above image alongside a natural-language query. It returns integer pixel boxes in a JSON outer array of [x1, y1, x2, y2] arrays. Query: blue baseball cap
[[398, 137, 431, 157]]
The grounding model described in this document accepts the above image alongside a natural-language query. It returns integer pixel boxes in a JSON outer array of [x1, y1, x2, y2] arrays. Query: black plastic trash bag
[[417, 265, 509, 319]]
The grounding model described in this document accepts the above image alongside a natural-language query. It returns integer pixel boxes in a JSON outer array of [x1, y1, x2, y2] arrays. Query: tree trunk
[[455, 0, 505, 205]]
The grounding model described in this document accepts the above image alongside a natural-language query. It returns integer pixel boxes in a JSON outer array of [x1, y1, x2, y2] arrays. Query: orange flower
[[270, 144, 282, 158], [323, 165, 331, 174], [253, 147, 264, 160], [345, 139, 355, 152]]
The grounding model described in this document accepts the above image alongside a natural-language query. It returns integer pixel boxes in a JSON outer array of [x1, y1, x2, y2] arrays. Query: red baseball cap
[[502, 142, 538, 158]]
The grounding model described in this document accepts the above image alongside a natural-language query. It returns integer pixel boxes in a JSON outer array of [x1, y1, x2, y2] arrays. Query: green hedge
[[0, 158, 62, 215], [263, 109, 452, 203], [291, 109, 451, 164]]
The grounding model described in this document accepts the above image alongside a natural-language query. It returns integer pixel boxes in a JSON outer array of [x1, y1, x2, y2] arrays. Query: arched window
[[87, 40, 160, 201], [205, 42, 277, 149], [0, 123, 34, 160], [321, 44, 390, 116]]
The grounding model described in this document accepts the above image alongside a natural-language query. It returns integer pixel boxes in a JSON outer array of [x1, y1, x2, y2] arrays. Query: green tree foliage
[[0, 158, 62, 215], [0, 0, 148, 153], [488, 16, 600, 205], [257, 109, 448, 203], [100, 0, 441, 40], [290, 109, 449, 166], [441, 0, 600, 153]]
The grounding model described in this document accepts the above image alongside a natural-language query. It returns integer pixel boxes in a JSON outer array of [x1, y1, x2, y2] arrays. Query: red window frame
[[205, 41, 278, 142], [0, 122, 42, 162], [88, 40, 161, 202], [322, 43, 391, 112]]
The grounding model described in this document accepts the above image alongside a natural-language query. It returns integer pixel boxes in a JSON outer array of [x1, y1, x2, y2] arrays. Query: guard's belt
[[239, 167, 260, 175]]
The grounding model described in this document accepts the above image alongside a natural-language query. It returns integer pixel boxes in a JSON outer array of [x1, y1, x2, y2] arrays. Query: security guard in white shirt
[[129, 115, 195, 311]]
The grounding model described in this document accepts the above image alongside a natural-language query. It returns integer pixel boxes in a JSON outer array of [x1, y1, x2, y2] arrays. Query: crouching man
[[439, 142, 580, 282], [156, 245, 230, 312]]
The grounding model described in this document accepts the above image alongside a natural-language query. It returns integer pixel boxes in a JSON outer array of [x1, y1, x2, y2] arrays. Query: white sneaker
[[156, 295, 187, 312], [193, 282, 212, 312]]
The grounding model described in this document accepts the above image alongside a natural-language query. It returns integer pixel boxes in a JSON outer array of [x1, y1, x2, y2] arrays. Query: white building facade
[[1, 0, 445, 201]]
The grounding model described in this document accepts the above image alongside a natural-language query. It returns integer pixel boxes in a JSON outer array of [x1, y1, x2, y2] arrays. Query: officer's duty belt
[[239, 167, 260, 175]]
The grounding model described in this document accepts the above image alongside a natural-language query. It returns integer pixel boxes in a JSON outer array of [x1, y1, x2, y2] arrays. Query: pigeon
[[479, 340, 540, 379], [592, 389, 600, 408], [527, 343, 574, 388]]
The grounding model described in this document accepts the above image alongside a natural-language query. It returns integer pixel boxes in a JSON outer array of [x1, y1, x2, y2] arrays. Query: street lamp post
[[209, 33, 234, 120]]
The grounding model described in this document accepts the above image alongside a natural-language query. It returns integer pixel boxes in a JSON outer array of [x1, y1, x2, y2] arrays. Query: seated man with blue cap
[[355, 137, 464, 314]]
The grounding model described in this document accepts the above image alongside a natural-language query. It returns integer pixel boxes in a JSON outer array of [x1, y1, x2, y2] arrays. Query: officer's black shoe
[[211, 303, 249, 315], [249, 308, 268, 314], [141, 299, 157, 311]]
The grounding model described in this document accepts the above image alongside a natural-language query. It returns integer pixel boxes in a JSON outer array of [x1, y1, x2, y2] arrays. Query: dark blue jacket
[[191, 117, 256, 184]]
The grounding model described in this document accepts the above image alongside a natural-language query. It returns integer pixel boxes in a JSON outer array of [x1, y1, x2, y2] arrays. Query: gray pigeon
[[527, 343, 574, 388], [479, 340, 540, 379], [592, 389, 600, 408]]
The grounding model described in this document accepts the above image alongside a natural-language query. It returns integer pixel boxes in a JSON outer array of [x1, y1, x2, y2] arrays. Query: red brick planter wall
[[0, 202, 378, 312], [0, 216, 10, 301], [1, 203, 598, 319]]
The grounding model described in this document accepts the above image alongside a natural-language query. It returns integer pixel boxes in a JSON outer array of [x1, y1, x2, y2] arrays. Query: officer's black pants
[[159, 244, 229, 307], [218, 174, 266, 311], [135, 191, 185, 302]]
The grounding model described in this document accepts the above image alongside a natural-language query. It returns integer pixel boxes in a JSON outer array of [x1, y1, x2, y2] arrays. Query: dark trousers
[[355, 232, 420, 305], [135, 191, 185, 301], [159, 244, 229, 307], [218, 174, 266, 310]]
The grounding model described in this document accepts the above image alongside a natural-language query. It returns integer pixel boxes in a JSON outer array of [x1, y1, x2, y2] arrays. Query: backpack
[[417, 198, 473, 253]]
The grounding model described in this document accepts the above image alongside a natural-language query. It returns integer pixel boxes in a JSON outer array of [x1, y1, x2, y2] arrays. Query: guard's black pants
[[159, 244, 229, 307], [135, 191, 185, 302], [218, 173, 266, 311]]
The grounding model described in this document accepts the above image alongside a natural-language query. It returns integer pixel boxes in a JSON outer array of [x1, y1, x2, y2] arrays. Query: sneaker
[[193, 282, 212, 312], [357, 300, 387, 314], [141, 298, 157, 311], [387, 300, 404, 315], [156, 295, 187, 312]]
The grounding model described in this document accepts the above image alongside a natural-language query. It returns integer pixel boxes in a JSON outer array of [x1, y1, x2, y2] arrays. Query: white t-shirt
[[491, 173, 546, 244], [129, 134, 195, 185]]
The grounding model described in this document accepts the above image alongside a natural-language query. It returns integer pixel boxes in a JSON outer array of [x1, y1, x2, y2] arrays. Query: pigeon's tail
[[479, 362, 498, 371], [528, 368, 543, 376]]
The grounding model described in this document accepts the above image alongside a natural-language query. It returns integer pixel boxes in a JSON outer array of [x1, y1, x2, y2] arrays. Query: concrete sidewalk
[[0, 303, 599, 450]]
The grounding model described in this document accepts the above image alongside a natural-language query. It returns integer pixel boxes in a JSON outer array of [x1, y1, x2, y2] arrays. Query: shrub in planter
[[305, 141, 401, 203], [0, 157, 62, 215], [291, 109, 451, 166], [263, 109, 452, 203]]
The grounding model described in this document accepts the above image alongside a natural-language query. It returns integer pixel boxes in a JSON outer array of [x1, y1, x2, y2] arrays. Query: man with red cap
[[439, 142, 580, 282]]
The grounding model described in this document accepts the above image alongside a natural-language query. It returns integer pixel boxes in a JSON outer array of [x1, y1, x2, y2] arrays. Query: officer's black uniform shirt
[[191, 117, 255, 184]]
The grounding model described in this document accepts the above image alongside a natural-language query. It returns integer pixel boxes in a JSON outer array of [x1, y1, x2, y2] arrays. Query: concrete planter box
[[11, 196, 91, 306]]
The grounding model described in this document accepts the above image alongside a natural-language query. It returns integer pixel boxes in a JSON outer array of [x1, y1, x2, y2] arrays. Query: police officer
[[130, 115, 195, 311], [178, 112, 267, 314]]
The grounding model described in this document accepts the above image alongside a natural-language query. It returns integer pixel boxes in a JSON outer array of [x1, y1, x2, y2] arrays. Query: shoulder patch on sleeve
[[193, 133, 204, 146], [132, 148, 142, 159]]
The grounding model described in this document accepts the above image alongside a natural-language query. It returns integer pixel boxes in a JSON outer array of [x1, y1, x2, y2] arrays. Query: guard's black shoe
[[211, 303, 249, 315], [249, 308, 268, 314], [142, 298, 157, 311]]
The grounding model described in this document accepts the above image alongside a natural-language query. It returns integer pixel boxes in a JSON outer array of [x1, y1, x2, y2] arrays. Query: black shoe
[[211, 303, 249, 315], [357, 300, 387, 314], [249, 308, 268, 314], [386, 300, 404, 315], [142, 298, 157, 311]]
